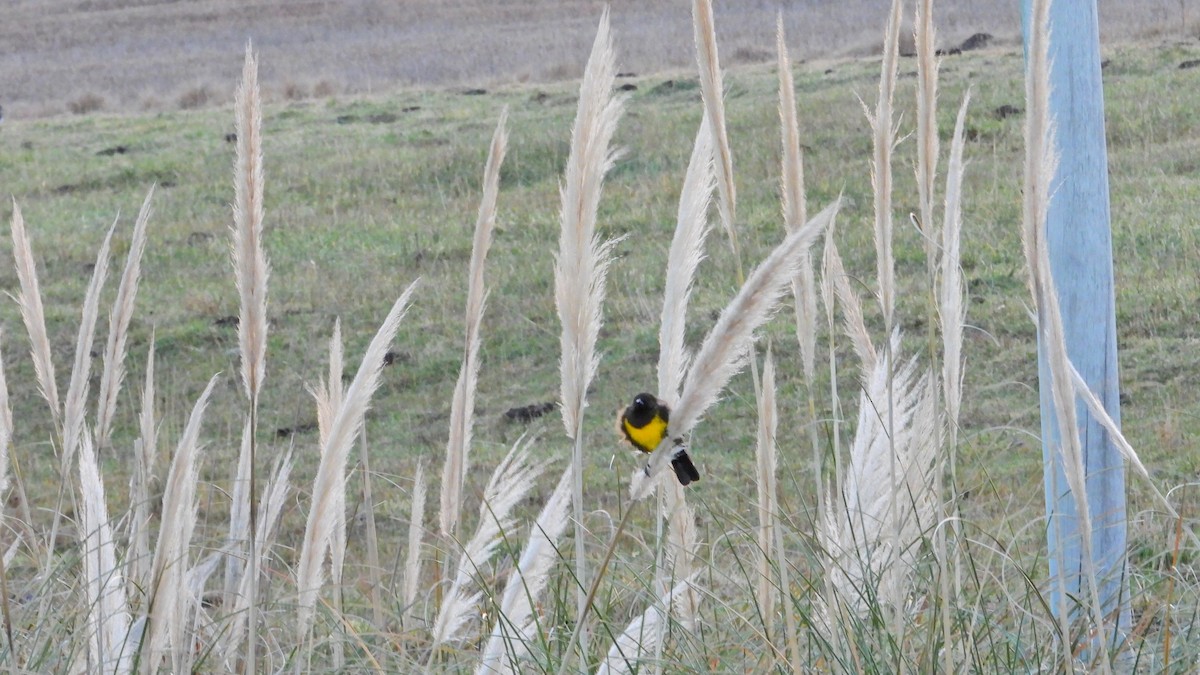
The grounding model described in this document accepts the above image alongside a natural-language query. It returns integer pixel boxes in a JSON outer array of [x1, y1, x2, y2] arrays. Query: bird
[[618, 392, 700, 486]]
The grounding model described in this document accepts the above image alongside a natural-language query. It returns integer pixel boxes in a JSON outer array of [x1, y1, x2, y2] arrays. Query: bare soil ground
[[1, 0, 1192, 119]]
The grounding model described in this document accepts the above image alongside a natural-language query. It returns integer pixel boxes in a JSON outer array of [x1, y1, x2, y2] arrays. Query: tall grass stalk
[[429, 438, 543, 656], [231, 43, 269, 673], [553, 10, 624, 663], [869, 0, 902, 328], [44, 217, 116, 606], [358, 429, 385, 631], [402, 462, 427, 634], [440, 108, 508, 548], [476, 465, 572, 674], [753, 350, 778, 645], [95, 185, 154, 449], [295, 281, 419, 643], [866, 0, 905, 653], [776, 19, 813, 670], [145, 375, 218, 673], [312, 323, 348, 668], [819, 222, 845, 503], [129, 339, 157, 598], [79, 430, 133, 674], [941, 89, 972, 616], [9, 201, 60, 427], [691, 0, 739, 270], [911, 0, 953, 666], [821, 235, 874, 374], [1023, 0, 1109, 665], [819, 333, 938, 648], [218, 451, 294, 670], [651, 113, 714, 655]]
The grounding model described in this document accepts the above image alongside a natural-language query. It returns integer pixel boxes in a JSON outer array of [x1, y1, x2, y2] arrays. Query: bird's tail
[[671, 449, 701, 486]]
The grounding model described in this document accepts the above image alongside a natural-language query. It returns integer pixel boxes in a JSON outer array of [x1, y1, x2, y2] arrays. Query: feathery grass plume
[[441, 109, 508, 544], [651, 115, 713, 646], [915, 0, 939, 253], [691, 0, 737, 257], [633, 202, 838, 499], [776, 22, 814, 670], [232, 42, 268, 671], [430, 437, 544, 653], [1023, 2, 1110, 659], [866, 0, 903, 325], [305, 321, 346, 612], [402, 462, 427, 633], [554, 8, 624, 647], [219, 452, 293, 670], [818, 226, 846, 514], [936, 89, 971, 675], [9, 200, 59, 422], [652, 115, 713, 641], [128, 339, 156, 595], [63, 218, 116, 469], [359, 428, 385, 631], [50, 219, 116, 570], [819, 333, 937, 622], [223, 421, 253, 605], [145, 375, 217, 673], [311, 322, 348, 666], [754, 350, 778, 642], [595, 578, 695, 675], [777, 18, 814, 378], [824, 235, 875, 375], [658, 116, 715, 405], [477, 465, 572, 674], [79, 431, 133, 675], [95, 185, 154, 448], [941, 93, 970, 448], [295, 280, 418, 640], [233, 44, 268, 404]]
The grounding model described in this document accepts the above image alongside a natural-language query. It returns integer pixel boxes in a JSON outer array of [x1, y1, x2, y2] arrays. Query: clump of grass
[[67, 93, 105, 115], [552, 9, 624, 661]]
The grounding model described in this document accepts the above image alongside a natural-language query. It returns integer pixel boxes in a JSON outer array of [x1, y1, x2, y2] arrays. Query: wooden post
[[1021, 0, 1130, 650]]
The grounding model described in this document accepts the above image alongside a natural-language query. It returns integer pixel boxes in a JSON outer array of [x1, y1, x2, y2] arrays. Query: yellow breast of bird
[[624, 414, 668, 454]]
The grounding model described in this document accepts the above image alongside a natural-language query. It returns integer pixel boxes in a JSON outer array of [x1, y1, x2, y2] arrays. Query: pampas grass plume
[[296, 280, 419, 640], [80, 431, 132, 675], [233, 44, 268, 403], [633, 201, 837, 499], [431, 437, 543, 652], [403, 463, 427, 632], [441, 109, 508, 542], [9, 200, 59, 422], [658, 116, 715, 404], [754, 349, 778, 639], [146, 375, 218, 672], [477, 465, 573, 674], [96, 185, 154, 448]]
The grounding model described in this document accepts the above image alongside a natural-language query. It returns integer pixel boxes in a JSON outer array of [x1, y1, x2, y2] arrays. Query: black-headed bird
[[618, 392, 700, 486]]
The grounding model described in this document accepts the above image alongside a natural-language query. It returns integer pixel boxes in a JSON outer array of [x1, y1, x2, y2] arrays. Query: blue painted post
[[1021, 0, 1130, 650]]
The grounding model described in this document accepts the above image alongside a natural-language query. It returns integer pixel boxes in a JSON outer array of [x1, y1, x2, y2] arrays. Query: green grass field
[[2, 28, 1200, 671]]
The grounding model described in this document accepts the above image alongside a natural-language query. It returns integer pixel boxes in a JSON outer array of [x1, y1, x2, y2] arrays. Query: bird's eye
[[634, 395, 646, 406]]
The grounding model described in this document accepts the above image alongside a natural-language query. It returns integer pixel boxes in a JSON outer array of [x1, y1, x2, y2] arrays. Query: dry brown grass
[[0, 0, 1189, 119]]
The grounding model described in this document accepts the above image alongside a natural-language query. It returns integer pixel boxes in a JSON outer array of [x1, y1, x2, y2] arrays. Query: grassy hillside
[[1, 28, 1199, 670]]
